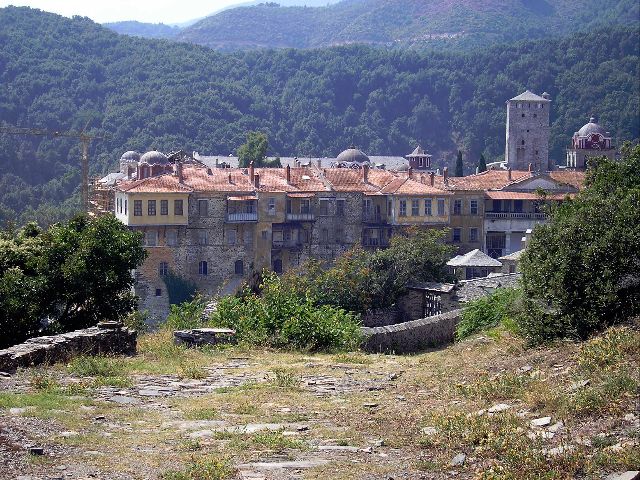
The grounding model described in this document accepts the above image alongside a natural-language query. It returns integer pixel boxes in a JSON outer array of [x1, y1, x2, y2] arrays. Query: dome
[[140, 150, 168, 165], [120, 150, 141, 162], [578, 117, 607, 137], [336, 146, 370, 164]]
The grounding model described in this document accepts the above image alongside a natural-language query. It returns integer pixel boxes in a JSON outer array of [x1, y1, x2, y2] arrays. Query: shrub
[[518, 145, 640, 343], [209, 272, 362, 351], [455, 288, 521, 340], [164, 295, 208, 331]]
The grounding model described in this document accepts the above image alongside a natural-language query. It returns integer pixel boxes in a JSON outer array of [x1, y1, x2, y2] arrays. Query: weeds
[[455, 373, 531, 402], [270, 368, 300, 389], [251, 430, 306, 452], [160, 455, 235, 480], [179, 361, 208, 380]]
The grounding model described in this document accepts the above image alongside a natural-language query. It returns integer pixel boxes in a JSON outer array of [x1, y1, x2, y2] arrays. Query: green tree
[[0, 214, 147, 346], [237, 131, 269, 167], [518, 144, 640, 343], [478, 153, 487, 173], [455, 150, 464, 177]]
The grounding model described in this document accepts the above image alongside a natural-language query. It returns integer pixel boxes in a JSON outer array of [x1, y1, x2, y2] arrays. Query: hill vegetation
[[176, 0, 637, 50], [102, 21, 180, 39], [0, 6, 638, 225]]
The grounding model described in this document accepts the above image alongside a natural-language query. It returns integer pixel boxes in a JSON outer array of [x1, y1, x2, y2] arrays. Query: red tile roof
[[485, 191, 576, 200], [118, 175, 193, 193], [445, 170, 533, 191]]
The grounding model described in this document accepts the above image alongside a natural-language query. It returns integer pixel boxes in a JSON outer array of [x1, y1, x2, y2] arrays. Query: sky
[[0, 0, 243, 24]]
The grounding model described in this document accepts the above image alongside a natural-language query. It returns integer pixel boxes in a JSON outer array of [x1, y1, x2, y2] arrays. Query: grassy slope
[[0, 323, 638, 478]]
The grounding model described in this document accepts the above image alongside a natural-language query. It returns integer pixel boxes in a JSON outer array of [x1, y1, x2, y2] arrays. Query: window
[[244, 229, 252, 245], [453, 199, 462, 215], [453, 228, 461, 243], [469, 228, 478, 243], [321, 228, 329, 243], [148, 200, 156, 216], [273, 258, 282, 274], [514, 200, 523, 213], [198, 199, 208, 216], [319, 199, 329, 216], [198, 230, 208, 245], [268, 197, 276, 215], [399, 200, 407, 217], [160, 199, 168, 215], [234, 260, 244, 275], [166, 229, 177, 246], [227, 229, 236, 245], [300, 199, 311, 214], [158, 262, 168, 276], [134, 200, 142, 216], [198, 261, 208, 275], [418, 158, 424, 167], [335, 228, 344, 244], [437, 199, 445, 216], [363, 198, 372, 214], [145, 231, 157, 246], [124, 199, 127, 214], [336, 199, 345, 217], [155, 288, 162, 297], [470, 199, 479, 215], [174, 199, 183, 216], [261, 230, 268, 240], [424, 199, 432, 216], [411, 200, 419, 216]]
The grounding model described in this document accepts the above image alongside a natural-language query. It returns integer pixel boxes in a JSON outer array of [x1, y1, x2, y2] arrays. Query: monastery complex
[[93, 91, 617, 319]]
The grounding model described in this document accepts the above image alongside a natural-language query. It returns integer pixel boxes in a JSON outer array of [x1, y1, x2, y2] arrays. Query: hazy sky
[[0, 1, 242, 24]]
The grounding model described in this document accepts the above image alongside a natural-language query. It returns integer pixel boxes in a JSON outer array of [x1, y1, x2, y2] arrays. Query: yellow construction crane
[[0, 121, 108, 212]]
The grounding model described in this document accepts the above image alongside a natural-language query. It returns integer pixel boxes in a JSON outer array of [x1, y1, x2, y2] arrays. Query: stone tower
[[505, 90, 552, 171]]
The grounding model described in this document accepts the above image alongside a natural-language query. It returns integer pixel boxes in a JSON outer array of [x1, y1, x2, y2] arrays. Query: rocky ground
[[0, 326, 638, 480]]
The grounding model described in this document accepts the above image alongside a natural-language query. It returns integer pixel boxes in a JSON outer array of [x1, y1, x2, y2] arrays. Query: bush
[[519, 145, 640, 343], [209, 272, 362, 352], [164, 295, 208, 331], [456, 288, 521, 340]]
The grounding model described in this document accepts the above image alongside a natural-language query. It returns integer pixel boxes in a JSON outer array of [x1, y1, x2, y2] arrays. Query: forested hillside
[[0, 6, 638, 225], [177, 0, 637, 50], [103, 21, 180, 39]]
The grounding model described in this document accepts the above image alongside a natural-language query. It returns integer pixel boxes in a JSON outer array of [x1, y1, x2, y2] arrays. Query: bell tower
[[505, 90, 551, 171]]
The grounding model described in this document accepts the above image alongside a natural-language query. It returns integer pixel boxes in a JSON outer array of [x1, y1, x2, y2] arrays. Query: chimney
[[507, 167, 512, 181], [285, 165, 291, 184], [476, 167, 479, 174], [443, 166, 449, 184], [363, 163, 370, 183], [248, 161, 255, 182], [254, 173, 260, 188], [317, 159, 322, 168], [228, 173, 233, 184], [206, 168, 212, 175], [408, 166, 413, 180], [528, 163, 533, 172], [177, 163, 184, 183], [215, 158, 219, 167], [420, 174, 425, 184], [430, 172, 435, 186]]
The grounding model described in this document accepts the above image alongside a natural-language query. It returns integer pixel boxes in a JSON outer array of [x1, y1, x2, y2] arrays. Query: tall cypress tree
[[455, 150, 464, 177], [478, 153, 487, 173]]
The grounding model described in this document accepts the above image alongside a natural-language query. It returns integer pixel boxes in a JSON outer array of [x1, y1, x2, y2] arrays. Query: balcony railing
[[485, 212, 547, 220], [362, 212, 387, 224], [226, 212, 258, 222], [272, 240, 304, 250], [286, 212, 315, 222]]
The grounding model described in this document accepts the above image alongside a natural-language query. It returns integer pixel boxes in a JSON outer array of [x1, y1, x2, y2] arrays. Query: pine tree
[[478, 154, 487, 173], [455, 150, 464, 177]]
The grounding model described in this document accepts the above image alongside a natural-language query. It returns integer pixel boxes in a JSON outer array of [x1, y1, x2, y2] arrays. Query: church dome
[[140, 150, 168, 164], [336, 146, 370, 164], [578, 117, 606, 137], [120, 150, 141, 162]]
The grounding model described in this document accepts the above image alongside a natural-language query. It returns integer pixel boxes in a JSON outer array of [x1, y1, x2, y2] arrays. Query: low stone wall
[[361, 309, 462, 354], [0, 324, 137, 374]]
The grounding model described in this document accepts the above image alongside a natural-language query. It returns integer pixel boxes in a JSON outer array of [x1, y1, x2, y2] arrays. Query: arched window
[[521, 139, 525, 145], [199, 261, 208, 275], [273, 259, 283, 274], [234, 260, 244, 275]]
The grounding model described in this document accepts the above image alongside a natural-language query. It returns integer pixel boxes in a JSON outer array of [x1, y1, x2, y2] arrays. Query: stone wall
[[361, 309, 462, 354], [0, 324, 137, 374], [361, 305, 401, 327]]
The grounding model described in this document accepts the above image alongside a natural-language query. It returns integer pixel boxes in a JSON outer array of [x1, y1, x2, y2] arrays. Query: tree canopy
[[519, 144, 640, 343], [0, 214, 147, 347]]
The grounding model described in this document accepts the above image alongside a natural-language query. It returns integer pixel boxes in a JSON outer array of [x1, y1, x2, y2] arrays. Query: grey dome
[[120, 150, 141, 162], [140, 150, 168, 164], [336, 147, 369, 164], [578, 117, 606, 137]]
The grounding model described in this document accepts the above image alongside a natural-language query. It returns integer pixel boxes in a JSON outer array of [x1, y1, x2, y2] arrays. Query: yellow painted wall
[[390, 196, 450, 225], [115, 191, 189, 226]]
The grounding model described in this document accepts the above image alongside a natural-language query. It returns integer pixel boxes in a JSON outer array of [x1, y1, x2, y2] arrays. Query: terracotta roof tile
[[118, 175, 193, 193], [445, 170, 532, 191], [549, 170, 587, 190]]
